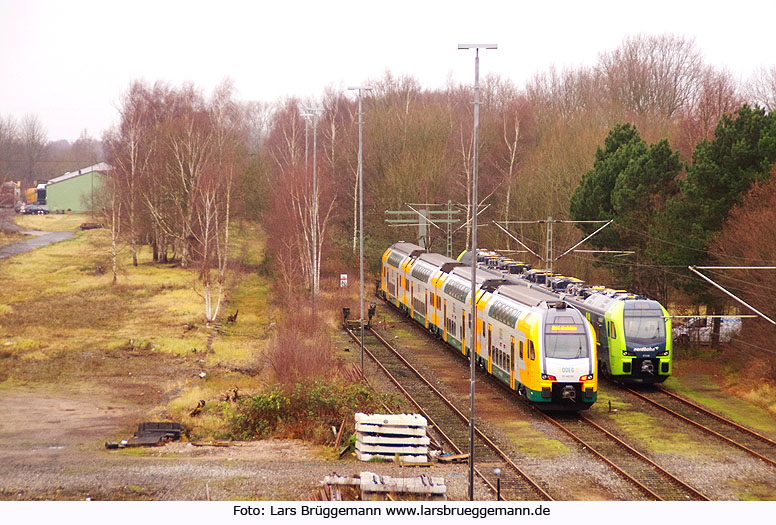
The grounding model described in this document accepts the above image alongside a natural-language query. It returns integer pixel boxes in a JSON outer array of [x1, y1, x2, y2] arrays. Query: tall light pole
[[348, 85, 372, 378], [458, 42, 497, 502], [303, 107, 323, 302], [302, 110, 310, 171]]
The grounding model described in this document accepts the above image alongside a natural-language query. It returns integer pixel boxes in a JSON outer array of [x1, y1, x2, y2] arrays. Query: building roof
[[47, 162, 113, 185]]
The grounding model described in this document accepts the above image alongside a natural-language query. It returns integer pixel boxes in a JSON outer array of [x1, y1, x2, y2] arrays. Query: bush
[[226, 380, 395, 443], [265, 308, 344, 384]]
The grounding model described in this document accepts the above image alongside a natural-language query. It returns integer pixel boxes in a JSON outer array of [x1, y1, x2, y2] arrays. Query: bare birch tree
[[746, 66, 776, 112]]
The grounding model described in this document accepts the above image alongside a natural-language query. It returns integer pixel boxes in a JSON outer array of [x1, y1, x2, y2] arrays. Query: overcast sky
[[1, 0, 774, 142]]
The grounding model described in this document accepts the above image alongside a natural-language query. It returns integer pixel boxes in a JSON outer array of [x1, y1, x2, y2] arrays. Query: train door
[[396, 275, 401, 307], [462, 311, 466, 356], [517, 319, 533, 388], [410, 283, 414, 318], [487, 324, 492, 373], [510, 337, 516, 390], [424, 290, 428, 328], [431, 290, 437, 328], [594, 315, 610, 374], [443, 300, 448, 342]]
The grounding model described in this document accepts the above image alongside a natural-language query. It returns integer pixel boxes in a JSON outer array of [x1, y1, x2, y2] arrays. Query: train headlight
[[579, 374, 594, 381], [622, 350, 637, 357], [657, 351, 669, 357], [541, 374, 557, 381]]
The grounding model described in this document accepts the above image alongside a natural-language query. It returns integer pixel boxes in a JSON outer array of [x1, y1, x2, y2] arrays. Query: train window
[[482, 322, 486, 337], [529, 341, 535, 360], [608, 321, 617, 339], [545, 333, 589, 359], [519, 341, 523, 359]]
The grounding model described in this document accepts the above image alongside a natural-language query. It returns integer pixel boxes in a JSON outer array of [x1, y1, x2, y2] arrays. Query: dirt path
[[0, 209, 74, 259], [0, 386, 479, 501], [0, 231, 74, 259]]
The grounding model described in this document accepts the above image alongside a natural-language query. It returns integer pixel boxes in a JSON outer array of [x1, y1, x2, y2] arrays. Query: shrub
[[265, 308, 344, 384], [226, 380, 396, 443]]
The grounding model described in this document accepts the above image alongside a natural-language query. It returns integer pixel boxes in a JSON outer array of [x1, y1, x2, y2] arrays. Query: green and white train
[[472, 251, 672, 384]]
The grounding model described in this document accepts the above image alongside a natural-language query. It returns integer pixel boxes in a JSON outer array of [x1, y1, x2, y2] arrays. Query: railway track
[[367, 305, 712, 500], [623, 386, 776, 470], [345, 325, 553, 501], [541, 412, 708, 501]]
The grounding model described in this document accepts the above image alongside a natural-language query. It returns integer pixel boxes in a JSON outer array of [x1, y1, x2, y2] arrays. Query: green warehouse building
[[45, 162, 112, 213]]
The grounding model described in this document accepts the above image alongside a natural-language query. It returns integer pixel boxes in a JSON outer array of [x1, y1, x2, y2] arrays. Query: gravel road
[[0, 209, 74, 259]]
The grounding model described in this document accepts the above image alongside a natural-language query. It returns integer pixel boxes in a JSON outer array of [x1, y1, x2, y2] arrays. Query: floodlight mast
[[302, 107, 323, 307], [458, 42, 497, 502], [348, 85, 373, 378]]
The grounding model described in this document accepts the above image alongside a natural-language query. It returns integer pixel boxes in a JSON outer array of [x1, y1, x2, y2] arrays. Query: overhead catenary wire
[[688, 266, 776, 326]]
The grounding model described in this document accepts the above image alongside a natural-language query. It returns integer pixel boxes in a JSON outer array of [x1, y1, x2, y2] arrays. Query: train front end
[[614, 300, 672, 383], [533, 304, 598, 410]]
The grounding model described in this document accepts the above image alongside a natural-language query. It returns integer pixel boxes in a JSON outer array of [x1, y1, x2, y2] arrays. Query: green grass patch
[[664, 372, 776, 437], [14, 213, 89, 232], [207, 270, 272, 367], [500, 419, 569, 458], [230, 221, 267, 269], [593, 389, 719, 456], [0, 231, 25, 247], [727, 479, 776, 501], [0, 226, 213, 362]]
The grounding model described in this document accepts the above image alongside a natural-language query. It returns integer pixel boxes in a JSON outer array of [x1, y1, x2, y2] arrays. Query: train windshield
[[623, 308, 666, 346], [544, 332, 589, 359]]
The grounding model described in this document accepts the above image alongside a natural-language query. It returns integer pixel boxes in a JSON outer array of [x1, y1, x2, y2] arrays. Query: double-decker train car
[[463, 250, 672, 384], [380, 242, 598, 410]]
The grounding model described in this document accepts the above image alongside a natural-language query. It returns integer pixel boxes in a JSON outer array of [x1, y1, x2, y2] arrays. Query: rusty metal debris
[[105, 422, 183, 449], [189, 399, 206, 417]]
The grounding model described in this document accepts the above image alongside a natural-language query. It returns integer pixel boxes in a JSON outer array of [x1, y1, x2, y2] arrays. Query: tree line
[[0, 115, 102, 189], [30, 34, 776, 329]]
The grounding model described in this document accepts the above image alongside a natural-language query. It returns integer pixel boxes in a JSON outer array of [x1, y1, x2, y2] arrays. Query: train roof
[[449, 266, 509, 288], [495, 283, 562, 307], [417, 252, 456, 268], [579, 293, 661, 314], [388, 242, 426, 258]]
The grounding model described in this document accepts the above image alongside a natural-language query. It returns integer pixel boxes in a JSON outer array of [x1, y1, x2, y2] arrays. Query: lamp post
[[348, 85, 372, 379], [458, 42, 497, 502], [302, 107, 323, 302], [302, 110, 310, 171], [493, 467, 502, 501]]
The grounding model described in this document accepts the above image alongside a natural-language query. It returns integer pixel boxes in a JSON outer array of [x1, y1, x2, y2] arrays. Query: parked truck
[[0, 181, 21, 208], [23, 182, 47, 207]]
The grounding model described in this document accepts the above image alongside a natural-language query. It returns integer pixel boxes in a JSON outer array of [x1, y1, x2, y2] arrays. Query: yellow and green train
[[380, 242, 598, 410], [473, 252, 672, 384], [553, 281, 672, 384]]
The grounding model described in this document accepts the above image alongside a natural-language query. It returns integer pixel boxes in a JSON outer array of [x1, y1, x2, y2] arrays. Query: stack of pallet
[[355, 413, 429, 464]]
